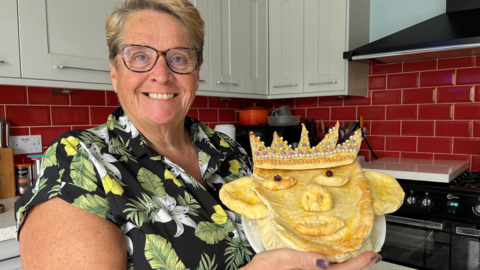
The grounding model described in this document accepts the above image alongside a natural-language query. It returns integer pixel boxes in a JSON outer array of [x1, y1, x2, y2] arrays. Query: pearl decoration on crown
[[248, 122, 363, 163]]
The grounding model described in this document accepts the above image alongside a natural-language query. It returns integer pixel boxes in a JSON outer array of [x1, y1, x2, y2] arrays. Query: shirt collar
[[106, 107, 230, 164]]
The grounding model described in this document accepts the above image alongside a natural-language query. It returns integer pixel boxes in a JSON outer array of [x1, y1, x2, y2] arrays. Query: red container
[[236, 103, 270, 126]]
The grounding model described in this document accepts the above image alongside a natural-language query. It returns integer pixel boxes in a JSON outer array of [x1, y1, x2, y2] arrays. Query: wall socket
[[9, 135, 43, 154]]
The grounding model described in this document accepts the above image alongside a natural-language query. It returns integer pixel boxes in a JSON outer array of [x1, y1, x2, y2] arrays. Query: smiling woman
[[14, 1, 381, 270]]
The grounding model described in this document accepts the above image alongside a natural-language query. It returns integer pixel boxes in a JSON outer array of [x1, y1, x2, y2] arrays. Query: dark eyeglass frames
[[117, 44, 201, 74]]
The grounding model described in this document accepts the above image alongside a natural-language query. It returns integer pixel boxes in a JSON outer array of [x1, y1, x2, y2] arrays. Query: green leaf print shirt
[[15, 107, 255, 270]]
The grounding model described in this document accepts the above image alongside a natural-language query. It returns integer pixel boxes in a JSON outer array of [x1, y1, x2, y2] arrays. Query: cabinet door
[[18, 0, 122, 84], [188, 0, 211, 91], [304, 0, 346, 93], [209, 0, 242, 93], [269, 0, 303, 95], [0, 239, 20, 261], [0, 0, 21, 78], [240, 0, 268, 95], [0, 256, 23, 270]]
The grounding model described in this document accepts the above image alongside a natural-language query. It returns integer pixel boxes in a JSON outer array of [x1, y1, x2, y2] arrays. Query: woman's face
[[110, 10, 200, 128]]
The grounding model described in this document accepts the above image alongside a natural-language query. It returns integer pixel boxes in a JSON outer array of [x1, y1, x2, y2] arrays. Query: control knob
[[475, 205, 480, 214], [406, 190, 416, 206], [421, 192, 433, 209], [422, 197, 432, 208]]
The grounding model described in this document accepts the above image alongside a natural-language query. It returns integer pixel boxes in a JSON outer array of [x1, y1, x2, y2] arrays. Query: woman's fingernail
[[316, 259, 328, 269], [375, 255, 382, 264]]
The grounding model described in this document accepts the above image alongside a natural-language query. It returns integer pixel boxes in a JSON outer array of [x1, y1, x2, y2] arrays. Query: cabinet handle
[[216, 81, 239, 86], [0, 61, 5, 63], [308, 81, 337, 85], [199, 79, 206, 82], [385, 215, 445, 230], [456, 227, 480, 237], [56, 65, 110, 73], [272, 84, 298, 88]]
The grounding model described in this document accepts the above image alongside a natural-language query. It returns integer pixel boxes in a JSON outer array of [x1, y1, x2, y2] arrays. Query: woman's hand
[[240, 248, 381, 270]]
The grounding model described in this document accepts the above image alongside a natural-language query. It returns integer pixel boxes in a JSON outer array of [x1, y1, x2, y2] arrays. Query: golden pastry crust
[[263, 176, 296, 190], [364, 170, 405, 215], [254, 155, 356, 170], [315, 171, 350, 187], [294, 215, 345, 236], [218, 176, 268, 219], [301, 183, 333, 212], [221, 162, 374, 261]]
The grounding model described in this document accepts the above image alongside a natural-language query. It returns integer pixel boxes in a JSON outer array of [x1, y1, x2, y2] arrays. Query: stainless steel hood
[[344, 0, 480, 64]]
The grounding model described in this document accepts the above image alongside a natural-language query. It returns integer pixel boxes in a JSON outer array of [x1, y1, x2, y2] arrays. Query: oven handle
[[386, 215, 446, 230], [456, 227, 480, 237]]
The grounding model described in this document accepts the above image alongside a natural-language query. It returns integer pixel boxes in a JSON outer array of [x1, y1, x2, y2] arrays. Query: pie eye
[[274, 175, 282, 181], [326, 170, 333, 177]]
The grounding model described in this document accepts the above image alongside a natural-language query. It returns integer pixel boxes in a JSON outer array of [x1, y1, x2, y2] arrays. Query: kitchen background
[[3, 56, 480, 170]]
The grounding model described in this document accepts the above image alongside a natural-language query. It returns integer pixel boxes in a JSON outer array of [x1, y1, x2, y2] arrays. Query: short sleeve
[[14, 132, 117, 239]]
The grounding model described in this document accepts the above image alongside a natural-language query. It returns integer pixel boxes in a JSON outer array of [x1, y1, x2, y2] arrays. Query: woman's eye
[[135, 54, 147, 62], [172, 55, 186, 63]]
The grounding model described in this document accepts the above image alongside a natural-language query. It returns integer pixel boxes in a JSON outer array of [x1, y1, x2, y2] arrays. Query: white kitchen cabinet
[[240, 0, 268, 95], [208, 0, 268, 95], [269, 0, 304, 95], [209, 0, 242, 93], [0, 0, 21, 78], [0, 239, 20, 262], [188, 0, 211, 92], [0, 256, 23, 270], [18, 0, 122, 85], [0, 239, 21, 269], [269, 0, 370, 97]]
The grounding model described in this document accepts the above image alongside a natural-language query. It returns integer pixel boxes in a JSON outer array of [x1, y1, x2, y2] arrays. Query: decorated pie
[[219, 123, 404, 263]]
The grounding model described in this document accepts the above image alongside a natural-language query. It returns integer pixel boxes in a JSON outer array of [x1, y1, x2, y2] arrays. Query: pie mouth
[[142, 93, 178, 100]]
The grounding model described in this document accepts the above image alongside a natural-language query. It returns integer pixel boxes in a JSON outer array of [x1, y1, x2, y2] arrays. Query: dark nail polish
[[375, 255, 382, 264], [316, 259, 328, 269], [370, 255, 378, 262]]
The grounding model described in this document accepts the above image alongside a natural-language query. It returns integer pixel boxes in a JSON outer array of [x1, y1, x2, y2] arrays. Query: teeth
[[148, 93, 175, 100]]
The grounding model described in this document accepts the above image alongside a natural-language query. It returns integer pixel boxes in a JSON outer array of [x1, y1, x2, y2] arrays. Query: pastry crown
[[249, 122, 363, 170]]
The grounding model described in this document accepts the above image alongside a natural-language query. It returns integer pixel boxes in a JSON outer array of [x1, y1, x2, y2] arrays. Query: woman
[[15, 0, 381, 269]]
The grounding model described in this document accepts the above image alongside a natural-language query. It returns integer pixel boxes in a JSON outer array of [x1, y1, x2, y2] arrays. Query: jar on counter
[[15, 163, 32, 195], [27, 154, 43, 184]]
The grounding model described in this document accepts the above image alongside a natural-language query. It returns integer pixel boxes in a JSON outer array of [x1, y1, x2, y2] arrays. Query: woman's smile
[[142, 92, 179, 100]]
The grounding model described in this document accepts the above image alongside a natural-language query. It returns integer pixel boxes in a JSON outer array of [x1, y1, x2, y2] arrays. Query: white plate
[[242, 215, 386, 254]]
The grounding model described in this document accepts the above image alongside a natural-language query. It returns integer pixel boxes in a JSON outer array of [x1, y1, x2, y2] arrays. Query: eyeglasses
[[118, 44, 201, 74]]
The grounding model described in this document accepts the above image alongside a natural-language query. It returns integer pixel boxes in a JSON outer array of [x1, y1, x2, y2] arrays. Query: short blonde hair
[[106, 0, 204, 68]]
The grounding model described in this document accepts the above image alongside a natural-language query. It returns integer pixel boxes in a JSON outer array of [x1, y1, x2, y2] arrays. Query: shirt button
[[228, 232, 235, 238]]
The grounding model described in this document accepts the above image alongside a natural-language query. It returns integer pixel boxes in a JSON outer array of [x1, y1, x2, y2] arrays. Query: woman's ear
[[110, 61, 118, 92], [194, 65, 201, 92]]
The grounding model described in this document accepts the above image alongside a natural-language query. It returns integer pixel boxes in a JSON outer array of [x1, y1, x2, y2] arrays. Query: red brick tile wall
[[0, 86, 119, 163], [3, 55, 480, 171]]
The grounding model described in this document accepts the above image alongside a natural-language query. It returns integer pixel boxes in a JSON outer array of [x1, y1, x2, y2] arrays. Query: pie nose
[[301, 183, 333, 212]]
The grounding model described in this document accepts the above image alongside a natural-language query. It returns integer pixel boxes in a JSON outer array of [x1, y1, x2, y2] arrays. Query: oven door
[[452, 222, 480, 270], [380, 214, 451, 270]]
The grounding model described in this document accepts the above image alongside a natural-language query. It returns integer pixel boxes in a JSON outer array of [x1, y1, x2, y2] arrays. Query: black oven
[[451, 222, 480, 270], [379, 172, 480, 270], [382, 213, 451, 270]]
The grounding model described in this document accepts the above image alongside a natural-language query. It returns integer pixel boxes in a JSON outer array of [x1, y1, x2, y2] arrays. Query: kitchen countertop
[[361, 157, 469, 183], [371, 261, 417, 270], [0, 197, 18, 242]]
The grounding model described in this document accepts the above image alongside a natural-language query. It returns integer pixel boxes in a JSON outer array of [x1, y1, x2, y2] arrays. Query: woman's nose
[[149, 55, 174, 83]]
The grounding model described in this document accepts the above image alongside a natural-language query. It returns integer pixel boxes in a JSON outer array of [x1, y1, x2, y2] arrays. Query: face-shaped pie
[[219, 123, 404, 263]]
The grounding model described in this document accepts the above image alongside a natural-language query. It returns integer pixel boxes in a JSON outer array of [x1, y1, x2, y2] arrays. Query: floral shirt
[[15, 107, 255, 270]]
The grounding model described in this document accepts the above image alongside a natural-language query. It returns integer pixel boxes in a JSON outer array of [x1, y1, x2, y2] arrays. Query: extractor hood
[[344, 0, 480, 63]]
